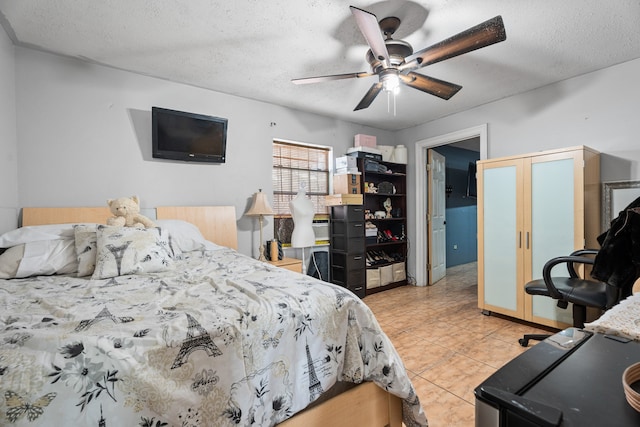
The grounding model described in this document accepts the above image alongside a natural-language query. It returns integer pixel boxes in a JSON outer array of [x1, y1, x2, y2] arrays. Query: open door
[[428, 149, 447, 284]]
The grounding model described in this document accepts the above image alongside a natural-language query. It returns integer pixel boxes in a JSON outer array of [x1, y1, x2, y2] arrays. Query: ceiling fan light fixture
[[381, 72, 400, 93]]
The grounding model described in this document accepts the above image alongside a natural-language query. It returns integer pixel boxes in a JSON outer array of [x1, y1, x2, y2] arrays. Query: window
[[272, 140, 331, 244]]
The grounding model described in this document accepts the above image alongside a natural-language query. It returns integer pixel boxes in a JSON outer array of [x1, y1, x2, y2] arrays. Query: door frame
[[414, 124, 488, 286]]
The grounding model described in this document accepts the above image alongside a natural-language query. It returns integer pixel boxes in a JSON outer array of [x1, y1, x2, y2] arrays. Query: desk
[[267, 257, 303, 274], [475, 328, 640, 426]]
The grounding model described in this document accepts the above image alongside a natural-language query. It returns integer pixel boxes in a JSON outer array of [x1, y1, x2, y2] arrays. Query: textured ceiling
[[2, 0, 640, 131]]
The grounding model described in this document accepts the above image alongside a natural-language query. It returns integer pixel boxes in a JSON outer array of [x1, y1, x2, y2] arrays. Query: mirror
[[602, 180, 640, 230]]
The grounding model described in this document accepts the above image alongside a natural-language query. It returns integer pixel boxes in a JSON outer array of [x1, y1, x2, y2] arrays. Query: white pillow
[[155, 219, 222, 252], [74, 224, 98, 277], [92, 226, 175, 279], [0, 245, 25, 279], [14, 239, 78, 278], [0, 223, 98, 248]]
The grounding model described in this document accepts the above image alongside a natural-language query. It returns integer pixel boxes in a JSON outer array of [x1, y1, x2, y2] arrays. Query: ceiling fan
[[292, 6, 507, 111]]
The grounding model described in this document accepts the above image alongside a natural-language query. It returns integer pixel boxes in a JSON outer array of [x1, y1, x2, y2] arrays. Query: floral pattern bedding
[[0, 247, 427, 426], [585, 292, 640, 341]]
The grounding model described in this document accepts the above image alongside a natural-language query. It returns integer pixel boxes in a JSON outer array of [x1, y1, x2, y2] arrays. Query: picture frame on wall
[[602, 180, 640, 231]]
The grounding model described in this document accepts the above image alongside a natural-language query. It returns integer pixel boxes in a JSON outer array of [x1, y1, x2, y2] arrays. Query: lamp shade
[[246, 189, 274, 216]]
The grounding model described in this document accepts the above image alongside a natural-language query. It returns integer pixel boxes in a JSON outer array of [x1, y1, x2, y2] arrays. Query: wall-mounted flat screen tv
[[466, 161, 477, 198], [152, 106, 227, 163]]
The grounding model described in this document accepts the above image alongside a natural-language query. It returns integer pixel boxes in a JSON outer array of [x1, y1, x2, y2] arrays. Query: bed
[[585, 291, 640, 341], [0, 206, 427, 426]]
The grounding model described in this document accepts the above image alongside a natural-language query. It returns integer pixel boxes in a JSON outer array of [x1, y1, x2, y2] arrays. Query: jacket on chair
[[592, 195, 640, 297]]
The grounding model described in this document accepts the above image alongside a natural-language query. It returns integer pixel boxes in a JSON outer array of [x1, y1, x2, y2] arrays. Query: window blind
[[272, 140, 330, 217]]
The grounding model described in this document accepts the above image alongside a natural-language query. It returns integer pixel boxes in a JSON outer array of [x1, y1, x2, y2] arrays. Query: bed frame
[[22, 207, 112, 227], [21, 206, 238, 250], [156, 206, 238, 250], [19, 206, 402, 427]]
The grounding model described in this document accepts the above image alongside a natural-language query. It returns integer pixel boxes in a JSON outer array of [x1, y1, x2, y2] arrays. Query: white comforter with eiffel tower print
[[0, 247, 427, 426]]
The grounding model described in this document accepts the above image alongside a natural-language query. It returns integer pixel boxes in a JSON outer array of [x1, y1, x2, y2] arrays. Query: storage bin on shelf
[[366, 268, 381, 289]]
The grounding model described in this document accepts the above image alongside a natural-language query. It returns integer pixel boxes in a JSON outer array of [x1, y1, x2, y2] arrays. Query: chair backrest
[[544, 249, 624, 309], [571, 249, 631, 308]]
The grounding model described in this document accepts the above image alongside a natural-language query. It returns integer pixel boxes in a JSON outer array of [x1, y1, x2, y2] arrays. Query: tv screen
[[152, 107, 227, 163], [466, 161, 477, 198]]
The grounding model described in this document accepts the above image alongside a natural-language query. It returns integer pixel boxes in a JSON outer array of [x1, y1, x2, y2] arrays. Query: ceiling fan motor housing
[[366, 39, 413, 72]]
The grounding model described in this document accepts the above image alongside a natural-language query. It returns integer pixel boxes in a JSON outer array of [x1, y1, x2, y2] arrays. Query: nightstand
[[267, 257, 303, 274]]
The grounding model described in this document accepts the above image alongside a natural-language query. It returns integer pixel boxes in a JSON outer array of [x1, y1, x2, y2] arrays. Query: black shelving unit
[[329, 204, 366, 298], [358, 158, 408, 294]]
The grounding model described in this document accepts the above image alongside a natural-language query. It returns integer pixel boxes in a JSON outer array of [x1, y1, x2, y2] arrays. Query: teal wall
[[433, 145, 479, 267]]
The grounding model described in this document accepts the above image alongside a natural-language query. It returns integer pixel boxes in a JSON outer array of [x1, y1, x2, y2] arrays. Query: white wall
[[0, 26, 18, 232], [13, 47, 394, 256], [398, 57, 640, 282], [11, 43, 640, 279]]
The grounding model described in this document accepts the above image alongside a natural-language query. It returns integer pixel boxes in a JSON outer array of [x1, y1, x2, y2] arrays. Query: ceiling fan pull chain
[[386, 90, 397, 116], [394, 91, 397, 116], [387, 90, 391, 114]]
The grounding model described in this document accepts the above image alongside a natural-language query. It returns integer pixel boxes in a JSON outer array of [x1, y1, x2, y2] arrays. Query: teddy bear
[[106, 196, 155, 228]]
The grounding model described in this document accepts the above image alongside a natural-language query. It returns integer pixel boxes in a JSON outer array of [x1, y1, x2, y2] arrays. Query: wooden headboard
[[21, 206, 238, 250], [22, 207, 112, 226], [156, 206, 238, 250]]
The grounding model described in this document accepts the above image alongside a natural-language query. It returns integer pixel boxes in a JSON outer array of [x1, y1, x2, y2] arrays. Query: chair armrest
[[566, 249, 598, 277], [542, 255, 596, 299], [570, 249, 599, 257]]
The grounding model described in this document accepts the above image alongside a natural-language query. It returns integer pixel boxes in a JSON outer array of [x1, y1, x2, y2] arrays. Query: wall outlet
[[453, 244, 458, 250]]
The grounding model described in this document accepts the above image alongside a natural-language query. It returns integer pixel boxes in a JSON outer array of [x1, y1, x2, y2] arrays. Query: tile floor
[[363, 262, 555, 427]]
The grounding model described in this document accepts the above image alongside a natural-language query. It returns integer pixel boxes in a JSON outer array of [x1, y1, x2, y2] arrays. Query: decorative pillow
[[155, 219, 223, 252], [92, 226, 175, 279], [74, 224, 98, 277]]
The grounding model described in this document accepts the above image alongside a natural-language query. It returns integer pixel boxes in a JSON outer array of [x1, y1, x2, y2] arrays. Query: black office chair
[[519, 249, 623, 347]]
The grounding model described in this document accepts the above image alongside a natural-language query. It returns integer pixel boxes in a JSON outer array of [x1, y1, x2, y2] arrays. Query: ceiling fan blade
[[292, 71, 373, 85], [400, 72, 462, 100], [350, 6, 390, 69], [354, 82, 383, 111], [401, 15, 506, 71]]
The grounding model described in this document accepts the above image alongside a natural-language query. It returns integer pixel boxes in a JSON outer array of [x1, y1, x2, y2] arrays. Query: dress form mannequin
[[289, 184, 315, 248], [290, 184, 315, 273]]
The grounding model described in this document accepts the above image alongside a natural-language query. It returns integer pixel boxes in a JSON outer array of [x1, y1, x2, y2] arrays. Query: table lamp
[[246, 189, 274, 261]]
